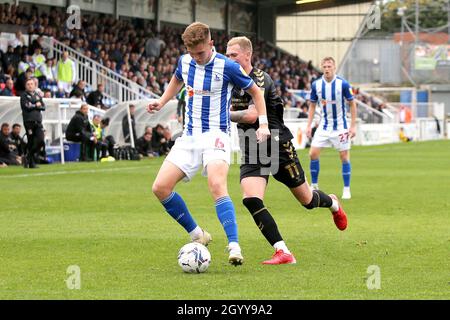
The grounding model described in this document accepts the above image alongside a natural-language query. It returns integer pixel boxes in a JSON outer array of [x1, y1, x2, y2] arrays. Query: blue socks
[[215, 196, 238, 243], [161, 193, 239, 243], [342, 161, 351, 187], [161, 192, 197, 233], [310, 158, 351, 187], [310, 159, 320, 184]]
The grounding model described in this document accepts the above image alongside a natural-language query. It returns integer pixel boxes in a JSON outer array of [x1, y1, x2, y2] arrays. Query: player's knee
[[152, 181, 171, 200], [310, 151, 319, 160], [243, 197, 264, 213], [208, 178, 226, 197]]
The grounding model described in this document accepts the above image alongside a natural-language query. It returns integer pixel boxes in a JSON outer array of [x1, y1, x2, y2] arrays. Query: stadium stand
[[0, 3, 320, 109]]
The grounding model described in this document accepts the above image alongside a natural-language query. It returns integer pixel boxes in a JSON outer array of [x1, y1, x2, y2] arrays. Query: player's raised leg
[[241, 176, 296, 265], [206, 160, 243, 266], [309, 146, 321, 190], [152, 160, 211, 245], [340, 150, 352, 199]]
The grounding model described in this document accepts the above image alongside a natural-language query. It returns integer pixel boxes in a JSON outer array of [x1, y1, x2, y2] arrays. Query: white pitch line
[[0, 165, 147, 179]]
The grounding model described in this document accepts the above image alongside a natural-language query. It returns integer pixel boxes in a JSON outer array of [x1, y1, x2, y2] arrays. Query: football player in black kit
[[226, 37, 348, 265]]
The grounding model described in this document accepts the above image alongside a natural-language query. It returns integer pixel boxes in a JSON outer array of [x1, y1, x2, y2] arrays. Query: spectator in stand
[[70, 80, 86, 100], [0, 123, 21, 166], [151, 124, 170, 156], [122, 104, 137, 144], [9, 30, 25, 49], [86, 83, 106, 109], [91, 114, 107, 159], [99, 117, 115, 158], [399, 105, 412, 123], [9, 123, 26, 157], [135, 130, 156, 159], [31, 46, 46, 82], [65, 104, 96, 161], [43, 89, 52, 98], [15, 68, 33, 96], [56, 51, 76, 95], [145, 32, 166, 58], [18, 53, 32, 75], [1, 78, 14, 96], [297, 103, 309, 119], [2, 46, 16, 71], [41, 58, 57, 88]]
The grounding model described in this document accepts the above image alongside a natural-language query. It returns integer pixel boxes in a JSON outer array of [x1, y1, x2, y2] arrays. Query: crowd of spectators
[[0, 3, 321, 108]]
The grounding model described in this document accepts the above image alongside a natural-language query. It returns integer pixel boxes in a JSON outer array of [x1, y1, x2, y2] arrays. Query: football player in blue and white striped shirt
[[147, 22, 270, 266], [306, 57, 357, 200]]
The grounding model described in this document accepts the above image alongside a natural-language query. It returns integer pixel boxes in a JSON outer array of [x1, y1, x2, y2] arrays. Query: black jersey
[[231, 68, 293, 143]]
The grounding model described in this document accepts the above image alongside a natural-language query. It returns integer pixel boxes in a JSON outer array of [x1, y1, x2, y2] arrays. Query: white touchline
[[0, 166, 148, 179]]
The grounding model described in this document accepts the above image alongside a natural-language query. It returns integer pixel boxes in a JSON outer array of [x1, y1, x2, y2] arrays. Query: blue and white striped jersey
[[175, 51, 254, 135], [310, 76, 354, 132]]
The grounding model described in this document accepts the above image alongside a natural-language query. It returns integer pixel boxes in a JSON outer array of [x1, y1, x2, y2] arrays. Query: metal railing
[[354, 98, 392, 124], [42, 37, 159, 105]]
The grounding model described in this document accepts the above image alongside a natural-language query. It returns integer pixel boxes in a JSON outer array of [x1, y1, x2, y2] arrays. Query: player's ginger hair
[[182, 22, 211, 48], [227, 36, 253, 53]]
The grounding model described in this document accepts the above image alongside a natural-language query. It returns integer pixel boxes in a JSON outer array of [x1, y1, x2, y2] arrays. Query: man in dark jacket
[[86, 83, 106, 109], [135, 130, 155, 158], [0, 123, 21, 166], [9, 123, 26, 156], [20, 78, 45, 168], [151, 124, 170, 155], [122, 104, 137, 144], [66, 104, 97, 161]]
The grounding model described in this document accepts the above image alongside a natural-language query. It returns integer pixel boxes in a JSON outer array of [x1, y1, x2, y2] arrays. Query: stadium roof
[[256, 0, 373, 14]]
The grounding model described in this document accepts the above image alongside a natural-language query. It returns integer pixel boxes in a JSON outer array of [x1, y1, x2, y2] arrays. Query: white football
[[177, 242, 211, 273]]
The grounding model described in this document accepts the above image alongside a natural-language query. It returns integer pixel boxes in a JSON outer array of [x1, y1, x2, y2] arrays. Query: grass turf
[[0, 140, 449, 299]]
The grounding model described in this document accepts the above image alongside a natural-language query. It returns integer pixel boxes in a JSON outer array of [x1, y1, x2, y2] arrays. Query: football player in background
[[306, 57, 357, 200]]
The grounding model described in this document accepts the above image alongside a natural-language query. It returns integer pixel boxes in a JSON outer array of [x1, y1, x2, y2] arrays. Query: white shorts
[[58, 81, 72, 94], [165, 130, 231, 181], [311, 129, 351, 152]]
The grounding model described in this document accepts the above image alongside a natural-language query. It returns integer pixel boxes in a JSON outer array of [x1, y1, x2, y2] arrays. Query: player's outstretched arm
[[348, 99, 357, 138], [306, 101, 317, 138], [246, 83, 270, 142], [147, 75, 183, 113], [230, 104, 258, 124]]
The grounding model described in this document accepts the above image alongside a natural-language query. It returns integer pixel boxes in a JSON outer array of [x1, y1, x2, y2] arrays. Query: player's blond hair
[[321, 56, 336, 65], [227, 36, 253, 53], [181, 22, 211, 48]]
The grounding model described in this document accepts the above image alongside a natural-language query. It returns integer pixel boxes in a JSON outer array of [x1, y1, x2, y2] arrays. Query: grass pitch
[[0, 140, 449, 299]]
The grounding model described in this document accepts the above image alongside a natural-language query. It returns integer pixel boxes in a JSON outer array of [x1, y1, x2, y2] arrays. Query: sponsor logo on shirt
[[186, 85, 213, 97]]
